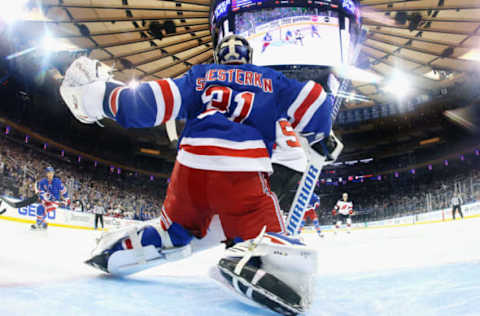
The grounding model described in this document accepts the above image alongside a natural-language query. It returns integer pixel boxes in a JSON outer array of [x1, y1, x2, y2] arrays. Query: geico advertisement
[[18, 204, 56, 220]]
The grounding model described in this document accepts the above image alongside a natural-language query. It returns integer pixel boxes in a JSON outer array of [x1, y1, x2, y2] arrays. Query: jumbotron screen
[[234, 7, 355, 67]]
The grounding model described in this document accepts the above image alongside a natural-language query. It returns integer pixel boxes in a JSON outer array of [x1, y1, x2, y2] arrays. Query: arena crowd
[[0, 136, 167, 221], [1, 133, 479, 225], [316, 157, 480, 225]]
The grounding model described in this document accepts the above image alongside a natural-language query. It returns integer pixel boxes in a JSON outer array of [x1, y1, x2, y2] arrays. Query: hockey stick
[[284, 23, 366, 236], [284, 74, 349, 236], [0, 195, 39, 209], [284, 136, 342, 236]]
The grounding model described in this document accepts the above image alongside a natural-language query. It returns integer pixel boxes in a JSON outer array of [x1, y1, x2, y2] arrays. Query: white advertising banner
[[0, 198, 141, 230]]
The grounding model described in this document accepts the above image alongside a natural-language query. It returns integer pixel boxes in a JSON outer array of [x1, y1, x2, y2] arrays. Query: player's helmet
[[45, 166, 55, 173], [309, 193, 320, 208], [214, 35, 253, 65]]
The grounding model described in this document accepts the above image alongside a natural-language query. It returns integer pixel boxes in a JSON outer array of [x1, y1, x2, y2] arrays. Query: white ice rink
[[2, 217, 480, 316]]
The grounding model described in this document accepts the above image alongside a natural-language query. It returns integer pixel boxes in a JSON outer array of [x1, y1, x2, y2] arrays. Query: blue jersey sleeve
[[278, 76, 334, 144], [101, 69, 200, 128]]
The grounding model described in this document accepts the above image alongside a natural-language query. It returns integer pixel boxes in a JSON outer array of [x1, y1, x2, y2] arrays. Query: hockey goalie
[[59, 35, 342, 315]]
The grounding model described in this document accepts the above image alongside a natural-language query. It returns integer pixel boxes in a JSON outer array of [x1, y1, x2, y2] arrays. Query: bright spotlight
[[333, 65, 382, 84], [128, 80, 139, 89], [0, 1, 30, 23], [39, 33, 79, 53], [383, 72, 412, 100], [41, 34, 55, 51]]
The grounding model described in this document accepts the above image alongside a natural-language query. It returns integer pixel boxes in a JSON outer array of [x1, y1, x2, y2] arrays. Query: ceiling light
[[0, 1, 30, 23], [333, 65, 382, 84], [41, 33, 55, 51], [128, 80, 139, 89], [383, 71, 412, 99]]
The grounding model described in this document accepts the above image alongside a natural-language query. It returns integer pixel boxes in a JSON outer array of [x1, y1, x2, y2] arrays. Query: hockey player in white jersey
[[332, 192, 354, 234]]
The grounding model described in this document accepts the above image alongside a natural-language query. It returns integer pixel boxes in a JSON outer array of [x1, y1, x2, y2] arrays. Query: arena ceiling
[[26, 0, 480, 108]]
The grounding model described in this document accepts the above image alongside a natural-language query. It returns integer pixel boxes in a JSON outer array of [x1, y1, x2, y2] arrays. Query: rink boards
[[2, 197, 480, 232], [313, 201, 480, 233], [0, 197, 138, 230]]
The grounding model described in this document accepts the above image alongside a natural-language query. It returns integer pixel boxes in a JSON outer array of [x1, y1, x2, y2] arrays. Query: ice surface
[[1, 218, 480, 315]]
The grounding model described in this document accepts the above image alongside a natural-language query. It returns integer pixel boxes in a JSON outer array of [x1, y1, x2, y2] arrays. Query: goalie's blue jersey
[[103, 64, 335, 172]]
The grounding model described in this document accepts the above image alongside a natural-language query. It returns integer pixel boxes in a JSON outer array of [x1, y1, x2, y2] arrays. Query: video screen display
[[235, 7, 354, 67]]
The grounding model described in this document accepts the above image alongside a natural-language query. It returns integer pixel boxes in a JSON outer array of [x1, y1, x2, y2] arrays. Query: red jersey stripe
[[291, 83, 322, 129], [124, 239, 133, 250], [180, 145, 269, 158], [157, 80, 174, 123], [109, 87, 122, 116]]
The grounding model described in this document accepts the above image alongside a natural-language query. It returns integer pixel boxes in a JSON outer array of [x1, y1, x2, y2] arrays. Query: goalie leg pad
[[85, 223, 193, 275], [218, 232, 317, 314], [217, 257, 302, 316]]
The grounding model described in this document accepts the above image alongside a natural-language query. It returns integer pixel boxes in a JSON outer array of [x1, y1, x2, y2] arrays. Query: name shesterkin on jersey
[[195, 68, 274, 93]]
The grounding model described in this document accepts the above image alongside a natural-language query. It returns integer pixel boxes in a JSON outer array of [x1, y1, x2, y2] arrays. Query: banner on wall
[[0, 197, 141, 230]]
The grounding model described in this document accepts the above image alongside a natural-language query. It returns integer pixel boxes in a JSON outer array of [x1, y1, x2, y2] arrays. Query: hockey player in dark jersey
[[285, 29, 293, 43], [31, 167, 70, 230], [261, 31, 273, 53], [59, 35, 343, 315], [298, 193, 323, 237]]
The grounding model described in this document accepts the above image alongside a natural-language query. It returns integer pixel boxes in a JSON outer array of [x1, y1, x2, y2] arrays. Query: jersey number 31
[[201, 86, 255, 123]]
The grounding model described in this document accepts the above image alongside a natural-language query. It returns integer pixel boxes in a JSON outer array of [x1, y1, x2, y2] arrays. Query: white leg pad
[[108, 244, 192, 276], [224, 233, 318, 311], [88, 223, 192, 276]]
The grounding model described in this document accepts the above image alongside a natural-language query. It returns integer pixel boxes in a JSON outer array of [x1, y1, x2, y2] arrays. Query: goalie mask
[[214, 35, 253, 65]]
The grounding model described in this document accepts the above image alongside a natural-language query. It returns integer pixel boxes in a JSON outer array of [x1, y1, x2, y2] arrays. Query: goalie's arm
[[102, 79, 184, 128], [278, 78, 342, 162], [60, 57, 198, 128]]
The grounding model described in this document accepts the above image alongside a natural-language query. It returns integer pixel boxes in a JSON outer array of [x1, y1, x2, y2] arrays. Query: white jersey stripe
[[294, 88, 327, 132], [148, 81, 166, 125], [178, 150, 273, 172], [180, 137, 267, 150], [161, 206, 172, 227], [286, 81, 316, 121]]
